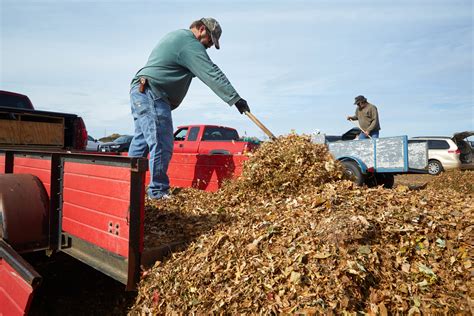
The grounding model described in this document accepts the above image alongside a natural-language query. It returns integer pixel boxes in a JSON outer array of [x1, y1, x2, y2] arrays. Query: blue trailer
[[313, 134, 428, 188]]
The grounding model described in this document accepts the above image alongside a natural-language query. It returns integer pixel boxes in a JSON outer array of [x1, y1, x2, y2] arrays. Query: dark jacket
[[349, 103, 381, 133]]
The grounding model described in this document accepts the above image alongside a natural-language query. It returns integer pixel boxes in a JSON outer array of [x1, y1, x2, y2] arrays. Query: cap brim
[[211, 33, 220, 49]]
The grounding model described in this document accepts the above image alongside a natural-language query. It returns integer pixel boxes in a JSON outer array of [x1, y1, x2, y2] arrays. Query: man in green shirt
[[128, 18, 250, 200], [347, 95, 381, 139]]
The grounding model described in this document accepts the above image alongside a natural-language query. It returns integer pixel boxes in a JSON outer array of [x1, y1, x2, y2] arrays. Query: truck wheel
[[428, 159, 443, 175], [341, 160, 364, 186]]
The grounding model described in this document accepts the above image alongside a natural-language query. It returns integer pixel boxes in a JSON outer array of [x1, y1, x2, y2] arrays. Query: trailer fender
[[337, 156, 368, 174], [0, 174, 49, 253]]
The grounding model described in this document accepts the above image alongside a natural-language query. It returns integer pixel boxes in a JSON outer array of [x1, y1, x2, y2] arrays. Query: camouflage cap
[[200, 17, 222, 49], [354, 95, 367, 105]]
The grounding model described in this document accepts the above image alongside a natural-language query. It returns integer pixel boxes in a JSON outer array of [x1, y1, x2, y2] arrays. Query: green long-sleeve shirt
[[132, 29, 241, 110], [348, 103, 381, 133]]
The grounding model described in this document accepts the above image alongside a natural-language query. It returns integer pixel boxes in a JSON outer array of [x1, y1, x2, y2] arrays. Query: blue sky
[[1, 0, 473, 140]]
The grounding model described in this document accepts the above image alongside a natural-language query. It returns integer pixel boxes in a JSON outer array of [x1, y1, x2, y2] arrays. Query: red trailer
[[0, 150, 149, 315], [0, 135, 252, 315]]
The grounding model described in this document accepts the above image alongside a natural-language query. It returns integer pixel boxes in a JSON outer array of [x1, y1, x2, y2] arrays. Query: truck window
[[202, 127, 239, 141], [174, 128, 188, 141], [0, 92, 34, 110], [187, 127, 200, 141]]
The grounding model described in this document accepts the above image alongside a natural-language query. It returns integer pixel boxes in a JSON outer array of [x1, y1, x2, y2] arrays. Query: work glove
[[234, 98, 250, 114]]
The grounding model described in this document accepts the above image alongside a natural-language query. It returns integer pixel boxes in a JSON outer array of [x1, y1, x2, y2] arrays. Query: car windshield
[[114, 136, 132, 144], [88, 135, 94, 141]]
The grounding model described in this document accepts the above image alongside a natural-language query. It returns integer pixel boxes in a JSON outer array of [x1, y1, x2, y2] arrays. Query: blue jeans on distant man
[[359, 130, 379, 139], [128, 84, 173, 199]]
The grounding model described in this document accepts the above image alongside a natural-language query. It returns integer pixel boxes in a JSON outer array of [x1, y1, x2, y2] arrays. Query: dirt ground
[[27, 173, 439, 315]]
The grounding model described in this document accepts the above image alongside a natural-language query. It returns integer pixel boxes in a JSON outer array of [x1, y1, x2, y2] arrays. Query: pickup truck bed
[[0, 106, 88, 150]]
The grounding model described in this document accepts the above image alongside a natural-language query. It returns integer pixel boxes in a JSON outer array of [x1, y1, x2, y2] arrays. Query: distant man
[[346, 95, 380, 139], [128, 18, 251, 200]]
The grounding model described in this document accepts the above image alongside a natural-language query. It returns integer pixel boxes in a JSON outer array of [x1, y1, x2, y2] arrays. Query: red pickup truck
[[165, 124, 258, 191]]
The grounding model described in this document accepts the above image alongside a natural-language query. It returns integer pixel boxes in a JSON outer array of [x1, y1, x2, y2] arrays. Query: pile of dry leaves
[[428, 169, 474, 194], [133, 135, 473, 314]]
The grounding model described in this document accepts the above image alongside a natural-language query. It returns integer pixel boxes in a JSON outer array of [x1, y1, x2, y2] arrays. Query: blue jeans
[[128, 84, 173, 199], [359, 130, 379, 139]]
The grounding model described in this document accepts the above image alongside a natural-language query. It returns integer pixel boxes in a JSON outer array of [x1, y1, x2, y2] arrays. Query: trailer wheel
[[341, 160, 364, 186], [376, 174, 395, 188]]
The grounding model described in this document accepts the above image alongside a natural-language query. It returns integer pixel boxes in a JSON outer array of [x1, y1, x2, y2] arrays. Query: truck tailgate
[[167, 153, 247, 191]]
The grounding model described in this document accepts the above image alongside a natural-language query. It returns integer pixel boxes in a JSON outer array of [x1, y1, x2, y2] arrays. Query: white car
[[411, 131, 473, 175], [86, 135, 102, 151]]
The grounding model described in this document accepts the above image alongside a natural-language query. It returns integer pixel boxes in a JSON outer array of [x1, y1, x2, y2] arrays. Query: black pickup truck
[[0, 90, 88, 150]]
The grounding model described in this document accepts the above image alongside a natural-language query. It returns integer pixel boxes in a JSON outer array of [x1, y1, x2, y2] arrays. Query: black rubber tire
[[428, 159, 443, 175], [364, 174, 378, 188], [375, 173, 395, 188], [341, 160, 364, 186]]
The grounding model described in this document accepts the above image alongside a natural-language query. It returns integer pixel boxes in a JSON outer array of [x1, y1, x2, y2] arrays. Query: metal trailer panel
[[59, 155, 147, 289], [328, 139, 375, 169], [62, 162, 132, 258], [408, 141, 429, 170], [375, 137, 407, 171], [0, 240, 41, 316], [310, 134, 326, 145]]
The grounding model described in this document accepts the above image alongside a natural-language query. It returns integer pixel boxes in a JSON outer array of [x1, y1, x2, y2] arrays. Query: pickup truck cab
[[0, 90, 35, 110], [173, 124, 258, 155]]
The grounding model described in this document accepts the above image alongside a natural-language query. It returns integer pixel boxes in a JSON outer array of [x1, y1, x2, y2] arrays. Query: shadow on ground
[[27, 252, 135, 316]]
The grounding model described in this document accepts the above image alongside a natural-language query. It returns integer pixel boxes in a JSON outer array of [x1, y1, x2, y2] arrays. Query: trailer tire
[[341, 160, 364, 186], [376, 174, 395, 189]]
